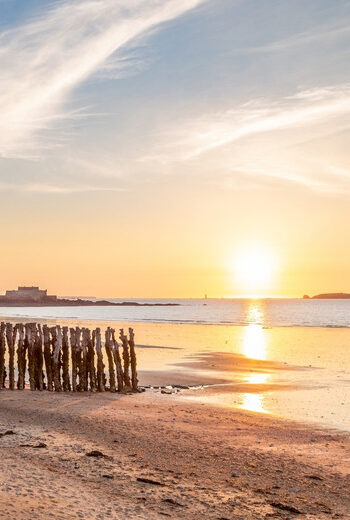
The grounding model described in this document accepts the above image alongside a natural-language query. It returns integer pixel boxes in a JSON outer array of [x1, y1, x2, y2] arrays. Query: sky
[[0, 0, 350, 298]]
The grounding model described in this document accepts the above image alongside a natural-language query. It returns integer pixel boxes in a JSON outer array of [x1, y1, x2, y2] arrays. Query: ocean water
[[0, 297, 349, 327]]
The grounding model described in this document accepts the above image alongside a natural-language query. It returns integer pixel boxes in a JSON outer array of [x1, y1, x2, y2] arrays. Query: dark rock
[[86, 450, 107, 458], [0, 430, 16, 437], [137, 477, 165, 486], [306, 474, 323, 481], [162, 498, 183, 507], [270, 502, 303, 514], [20, 442, 47, 448]]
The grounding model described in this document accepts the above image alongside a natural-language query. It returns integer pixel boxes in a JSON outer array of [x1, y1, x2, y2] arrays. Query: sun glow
[[233, 245, 277, 292]]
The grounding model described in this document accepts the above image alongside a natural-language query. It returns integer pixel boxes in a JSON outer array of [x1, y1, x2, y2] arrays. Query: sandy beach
[[0, 315, 349, 518], [0, 389, 349, 520]]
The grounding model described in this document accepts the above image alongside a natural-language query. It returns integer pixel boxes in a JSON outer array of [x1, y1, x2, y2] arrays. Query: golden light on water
[[242, 323, 266, 360], [238, 301, 270, 414], [239, 388, 269, 414]]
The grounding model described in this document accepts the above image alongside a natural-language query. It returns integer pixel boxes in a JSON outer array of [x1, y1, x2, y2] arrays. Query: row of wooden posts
[[0, 322, 138, 392]]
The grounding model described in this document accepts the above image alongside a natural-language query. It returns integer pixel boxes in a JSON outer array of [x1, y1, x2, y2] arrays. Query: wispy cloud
[[138, 84, 350, 193], [167, 85, 350, 159], [235, 20, 350, 54], [0, 0, 206, 158], [0, 181, 124, 194]]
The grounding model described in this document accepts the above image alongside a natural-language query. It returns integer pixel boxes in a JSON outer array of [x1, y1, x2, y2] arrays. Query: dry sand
[[0, 389, 349, 520]]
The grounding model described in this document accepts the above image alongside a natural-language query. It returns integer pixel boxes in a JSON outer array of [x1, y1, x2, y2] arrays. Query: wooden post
[[105, 327, 116, 392], [81, 328, 88, 391], [43, 325, 53, 391], [128, 328, 138, 392], [95, 328, 105, 392], [34, 324, 44, 391], [70, 328, 77, 392], [12, 324, 18, 385], [62, 326, 70, 391], [86, 328, 96, 392], [24, 323, 35, 391], [119, 329, 131, 388], [111, 328, 124, 392], [6, 323, 15, 390], [16, 324, 25, 390], [75, 327, 83, 391], [0, 322, 6, 389], [50, 326, 62, 392]]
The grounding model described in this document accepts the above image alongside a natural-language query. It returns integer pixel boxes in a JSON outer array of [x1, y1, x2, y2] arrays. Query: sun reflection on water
[[238, 300, 271, 414], [242, 323, 266, 360]]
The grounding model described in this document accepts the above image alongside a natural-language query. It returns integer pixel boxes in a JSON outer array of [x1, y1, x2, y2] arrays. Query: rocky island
[[0, 286, 178, 306], [303, 293, 350, 299]]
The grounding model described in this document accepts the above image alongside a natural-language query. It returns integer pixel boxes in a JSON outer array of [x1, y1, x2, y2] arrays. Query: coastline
[[0, 389, 349, 519], [0, 315, 349, 431]]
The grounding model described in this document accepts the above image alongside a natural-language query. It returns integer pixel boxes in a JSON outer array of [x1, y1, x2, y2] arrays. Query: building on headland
[[2, 286, 57, 303], [0, 286, 178, 307]]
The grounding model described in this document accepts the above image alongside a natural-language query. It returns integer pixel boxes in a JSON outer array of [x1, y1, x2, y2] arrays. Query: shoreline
[[0, 316, 349, 432], [0, 389, 349, 519]]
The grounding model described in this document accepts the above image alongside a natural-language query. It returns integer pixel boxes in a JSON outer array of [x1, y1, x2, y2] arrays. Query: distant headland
[[303, 293, 350, 299], [0, 286, 178, 307]]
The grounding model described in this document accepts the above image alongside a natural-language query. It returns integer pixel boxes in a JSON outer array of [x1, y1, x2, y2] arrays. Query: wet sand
[[1, 315, 349, 429], [0, 389, 349, 520]]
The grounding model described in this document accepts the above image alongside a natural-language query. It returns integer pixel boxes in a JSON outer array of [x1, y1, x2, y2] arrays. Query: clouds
[[236, 21, 350, 55], [0, 0, 206, 158], [137, 84, 350, 193], [1, 0, 350, 196], [0, 181, 124, 194], [164, 85, 350, 159]]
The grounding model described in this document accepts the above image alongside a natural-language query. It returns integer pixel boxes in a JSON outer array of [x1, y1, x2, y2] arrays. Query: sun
[[233, 245, 277, 290]]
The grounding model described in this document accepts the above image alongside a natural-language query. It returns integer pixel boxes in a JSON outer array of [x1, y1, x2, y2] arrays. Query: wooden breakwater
[[0, 322, 138, 393]]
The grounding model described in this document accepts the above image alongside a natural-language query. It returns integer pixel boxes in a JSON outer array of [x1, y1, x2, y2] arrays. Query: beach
[[1, 305, 350, 431], [0, 303, 349, 519], [0, 389, 349, 520]]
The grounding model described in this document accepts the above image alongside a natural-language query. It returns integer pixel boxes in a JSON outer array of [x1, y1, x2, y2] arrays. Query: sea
[[0, 298, 349, 432], [0, 297, 349, 327]]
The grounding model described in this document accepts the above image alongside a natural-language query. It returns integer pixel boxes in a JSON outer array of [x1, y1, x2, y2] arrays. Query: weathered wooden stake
[[25, 323, 35, 391], [81, 328, 88, 391], [105, 327, 116, 392], [0, 322, 6, 389], [50, 326, 62, 392], [6, 323, 15, 390], [95, 328, 105, 392], [128, 328, 138, 392], [69, 328, 77, 392], [75, 327, 83, 391], [86, 328, 96, 392], [119, 329, 131, 388], [43, 325, 53, 391], [33, 324, 43, 391], [62, 326, 70, 391], [111, 328, 124, 392], [16, 323, 25, 390]]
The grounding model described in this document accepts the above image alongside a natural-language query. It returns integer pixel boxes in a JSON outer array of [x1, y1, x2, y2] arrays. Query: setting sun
[[233, 246, 277, 290]]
